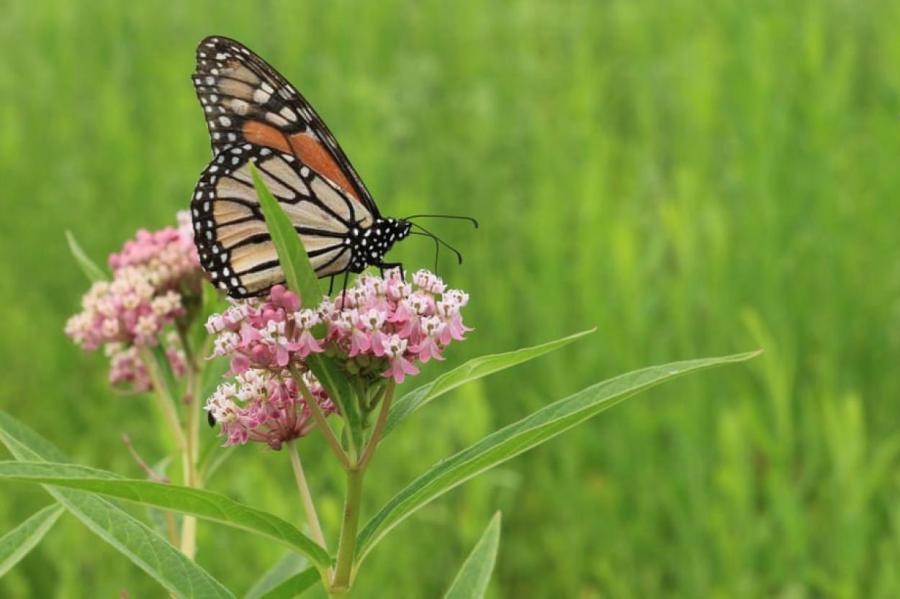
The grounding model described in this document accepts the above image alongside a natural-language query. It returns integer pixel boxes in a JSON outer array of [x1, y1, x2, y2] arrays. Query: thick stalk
[[178, 332, 201, 559], [331, 467, 364, 592]]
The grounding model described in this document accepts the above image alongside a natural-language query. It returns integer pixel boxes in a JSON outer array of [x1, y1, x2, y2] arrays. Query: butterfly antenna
[[404, 214, 479, 229], [409, 223, 464, 265]]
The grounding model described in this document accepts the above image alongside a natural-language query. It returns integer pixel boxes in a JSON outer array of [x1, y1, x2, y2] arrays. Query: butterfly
[[190, 36, 471, 299]]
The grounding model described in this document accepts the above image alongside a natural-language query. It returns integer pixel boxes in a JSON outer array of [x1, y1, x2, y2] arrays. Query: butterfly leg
[[328, 276, 336, 295], [340, 270, 350, 308]]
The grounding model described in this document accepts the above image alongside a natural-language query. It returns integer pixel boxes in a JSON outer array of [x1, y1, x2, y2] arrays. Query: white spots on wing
[[219, 116, 232, 127], [230, 99, 250, 115], [205, 76, 215, 85], [279, 107, 298, 122], [253, 87, 271, 104], [213, 132, 221, 140], [261, 82, 274, 94], [216, 53, 229, 60], [265, 112, 289, 127], [209, 94, 218, 102], [300, 166, 310, 177]]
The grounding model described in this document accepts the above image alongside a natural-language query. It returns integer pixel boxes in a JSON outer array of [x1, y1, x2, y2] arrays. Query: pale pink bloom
[[204, 270, 470, 446], [66, 212, 202, 393]]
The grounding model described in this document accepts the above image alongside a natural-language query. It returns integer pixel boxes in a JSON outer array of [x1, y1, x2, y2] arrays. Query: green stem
[[140, 348, 186, 453], [358, 381, 395, 470], [290, 365, 351, 469], [288, 440, 328, 552], [331, 467, 364, 593]]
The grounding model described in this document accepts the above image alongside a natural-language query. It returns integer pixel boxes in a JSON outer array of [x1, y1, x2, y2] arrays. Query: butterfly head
[[347, 217, 412, 273]]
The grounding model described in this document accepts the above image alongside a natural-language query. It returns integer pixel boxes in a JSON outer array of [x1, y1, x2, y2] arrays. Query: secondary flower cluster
[[65, 212, 201, 391], [204, 270, 471, 448]]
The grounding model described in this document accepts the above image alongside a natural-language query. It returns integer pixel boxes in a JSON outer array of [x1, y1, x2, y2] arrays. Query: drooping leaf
[[383, 328, 596, 438], [357, 351, 760, 563], [0, 503, 65, 578], [250, 163, 322, 303], [0, 461, 330, 568], [0, 413, 233, 598], [443, 512, 501, 599], [65, 230, 107, 282]]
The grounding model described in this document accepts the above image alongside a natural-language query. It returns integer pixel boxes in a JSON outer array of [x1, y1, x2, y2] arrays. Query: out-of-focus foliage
[[1, 0, 899, 596]]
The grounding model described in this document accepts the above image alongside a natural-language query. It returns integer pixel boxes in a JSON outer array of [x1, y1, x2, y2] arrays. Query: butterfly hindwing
[[192, 36, 379, 217], [192, 144, 356, 298]]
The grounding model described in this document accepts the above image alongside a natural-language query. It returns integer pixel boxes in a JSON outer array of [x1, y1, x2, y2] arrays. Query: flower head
[[65, 212, 202, 392], [204, 269, 471, 447]]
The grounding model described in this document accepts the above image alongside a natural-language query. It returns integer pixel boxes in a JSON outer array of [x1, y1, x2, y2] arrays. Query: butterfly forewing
[[192, 144, 355, 297], [192, 36, 379, 216]]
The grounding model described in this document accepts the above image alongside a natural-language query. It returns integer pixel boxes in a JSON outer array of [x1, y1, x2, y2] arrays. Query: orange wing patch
[[242, 121, 291, 154], [288, 133, 360, 202], [241, 121, 362, 203]]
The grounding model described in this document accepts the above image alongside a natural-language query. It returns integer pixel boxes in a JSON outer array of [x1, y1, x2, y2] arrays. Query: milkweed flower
[[65, 212, 202, 392], [203, 269, 471, 448]]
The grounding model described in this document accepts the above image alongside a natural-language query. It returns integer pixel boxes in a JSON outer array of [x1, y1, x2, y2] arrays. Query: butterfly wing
[[192, 35, 378, 221], [192, 144, 363, 298]]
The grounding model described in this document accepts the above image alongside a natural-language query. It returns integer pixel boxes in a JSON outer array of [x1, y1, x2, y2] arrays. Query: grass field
[[2, 0, 900, 596]]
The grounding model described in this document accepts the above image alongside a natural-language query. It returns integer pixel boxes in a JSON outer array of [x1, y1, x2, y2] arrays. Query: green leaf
[[305, 354, 359, 448], [0, 503, 65, 578], [244, 553, 309, 599], [65, 230, 107, 282], [383, 328, 596, 438], [0, 461, 331, 569], [358, 351, 760, 562], [256, 567, 319, 599], [250, 163, 323, 303], [443, 512, 501, 599], [0, 413, 233, 598]]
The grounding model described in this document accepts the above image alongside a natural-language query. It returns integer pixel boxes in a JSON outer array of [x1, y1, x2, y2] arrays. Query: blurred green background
[[2, 0, 900, 596]]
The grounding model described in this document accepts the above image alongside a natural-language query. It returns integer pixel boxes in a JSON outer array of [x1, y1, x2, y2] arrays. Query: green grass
[[2, 0, 900, 596]]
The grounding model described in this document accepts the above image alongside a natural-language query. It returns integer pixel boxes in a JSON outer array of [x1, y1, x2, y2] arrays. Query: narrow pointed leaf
[[358, 351, 760, 562], [0, 461, 330, 568], [250, 163, 322, 303], [256, 567, 319, 599], [0, 503, 65, 578], [65, 230, 107, 282], [0, 413, 232, 598], [244, 553, 308, 599], [444, 512, 501, 599], [384, 328, 596, 438]]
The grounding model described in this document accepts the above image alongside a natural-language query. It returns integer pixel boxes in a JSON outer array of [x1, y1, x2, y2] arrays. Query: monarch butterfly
[[190, 36, 472, 299]]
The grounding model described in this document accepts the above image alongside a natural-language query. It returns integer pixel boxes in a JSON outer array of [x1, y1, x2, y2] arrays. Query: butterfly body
[[190, 36, 410, 298]]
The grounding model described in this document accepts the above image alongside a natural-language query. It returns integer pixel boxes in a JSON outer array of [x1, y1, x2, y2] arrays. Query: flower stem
[[331, 466, 364, 593], [290, 365, 351, 469], [140, 348, 186, 452], [287, 440, 328, 552], [358, 381, 395, 470]]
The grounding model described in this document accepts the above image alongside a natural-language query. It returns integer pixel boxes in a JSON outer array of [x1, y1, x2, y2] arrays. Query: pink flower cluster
[[204, 269, 470, 448], [65, 212, 200, 392], [206, 369, 335, 449]]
